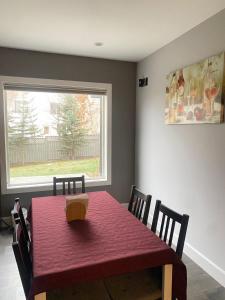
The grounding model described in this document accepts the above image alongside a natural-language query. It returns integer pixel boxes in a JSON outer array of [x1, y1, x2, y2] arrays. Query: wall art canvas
[[165, 52, 225, 124]]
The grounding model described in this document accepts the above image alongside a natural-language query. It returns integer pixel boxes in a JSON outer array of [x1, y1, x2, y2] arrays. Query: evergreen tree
[[8, 94, 40, 165], [56, 94, 86, 160]]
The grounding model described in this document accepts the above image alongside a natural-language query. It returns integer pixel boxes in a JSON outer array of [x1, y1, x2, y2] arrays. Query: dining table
[[30, 191, 187, 300]]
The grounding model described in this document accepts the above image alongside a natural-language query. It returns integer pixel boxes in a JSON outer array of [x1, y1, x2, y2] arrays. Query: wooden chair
[[13, 198, 30, 244], [13, 222, 110, 300], [151, 200, 189, 259], [128, 185, 151, 226], [12, 223, 32, 298], [53, 175, 85, 196], [104, 201, 189, 300]]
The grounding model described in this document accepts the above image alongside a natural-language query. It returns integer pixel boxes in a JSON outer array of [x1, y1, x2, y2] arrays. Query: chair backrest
[[128, 185, 152, 226], [13, 198, 30, 244], [151, 200, 189, 259], [53, 175, 85, 196], [12, 223, 32, 298]]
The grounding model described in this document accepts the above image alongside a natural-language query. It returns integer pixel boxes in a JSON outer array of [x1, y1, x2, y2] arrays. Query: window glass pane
[[6, 89, 104, 186]]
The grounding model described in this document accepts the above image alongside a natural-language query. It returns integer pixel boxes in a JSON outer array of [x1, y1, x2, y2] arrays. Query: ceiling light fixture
[[94, 42, 103, 47]]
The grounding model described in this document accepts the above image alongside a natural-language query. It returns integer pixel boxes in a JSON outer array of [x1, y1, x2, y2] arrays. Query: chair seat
[[43, 270, 162, 300], [47, 280, 111, 300], [104, 269, 162, 300]]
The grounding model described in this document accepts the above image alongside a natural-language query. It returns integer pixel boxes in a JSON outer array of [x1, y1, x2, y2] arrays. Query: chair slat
[[159, 214, 165, 239], [168, 220, 175, 246], [63, 182, 66, 195], [138, 200, 144, 220], [164, 216, 170, 242], [133, 197, 138, 215], [73, 181, 77, 194], [68, 181, 71, 194], [135, 198, 141, 217], [53, 177, 57, 196]]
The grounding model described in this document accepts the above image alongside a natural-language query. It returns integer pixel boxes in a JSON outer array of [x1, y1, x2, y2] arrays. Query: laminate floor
[[0, 229, 224, 300]]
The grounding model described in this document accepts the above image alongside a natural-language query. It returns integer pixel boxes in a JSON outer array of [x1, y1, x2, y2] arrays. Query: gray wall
[[136, 10, 225, 286], [0, 47, 136, 216]]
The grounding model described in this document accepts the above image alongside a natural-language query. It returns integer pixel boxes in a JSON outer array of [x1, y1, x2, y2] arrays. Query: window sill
[[3, 179, 111, 195]]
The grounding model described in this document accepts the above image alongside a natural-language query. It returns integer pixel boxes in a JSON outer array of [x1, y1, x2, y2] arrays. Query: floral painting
[[165, 52, 225, 124]]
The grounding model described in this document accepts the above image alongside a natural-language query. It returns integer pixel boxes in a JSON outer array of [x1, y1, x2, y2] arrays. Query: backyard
[[10, 157, 100, 178]]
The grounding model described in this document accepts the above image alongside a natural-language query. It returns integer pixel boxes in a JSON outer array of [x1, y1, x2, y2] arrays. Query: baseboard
[[147, 216, 225, 288], [183, 241, 225, 287]]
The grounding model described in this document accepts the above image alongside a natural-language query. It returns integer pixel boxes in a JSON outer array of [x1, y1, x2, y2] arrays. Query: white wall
[[136, 9, 225, 287]]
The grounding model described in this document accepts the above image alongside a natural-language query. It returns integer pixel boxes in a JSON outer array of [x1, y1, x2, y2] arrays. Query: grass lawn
[[10, 157, 100, 177]]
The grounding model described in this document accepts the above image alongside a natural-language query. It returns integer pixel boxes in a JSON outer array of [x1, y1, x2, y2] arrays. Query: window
[[0, 77, 112, 193]]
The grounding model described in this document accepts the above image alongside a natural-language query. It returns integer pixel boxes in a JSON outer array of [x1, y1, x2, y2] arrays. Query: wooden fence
[[9, 135, 100, 165]]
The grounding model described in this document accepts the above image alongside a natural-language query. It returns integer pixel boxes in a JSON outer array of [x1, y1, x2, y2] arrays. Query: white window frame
[[0, 76, 112, 194]]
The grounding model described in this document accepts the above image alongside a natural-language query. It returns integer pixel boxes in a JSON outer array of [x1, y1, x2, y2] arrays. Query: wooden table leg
[[162, 264, 173, 300], [35, 292, 46, 300]]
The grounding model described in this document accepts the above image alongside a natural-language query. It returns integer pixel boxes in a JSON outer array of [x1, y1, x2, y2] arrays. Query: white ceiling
[[0, 0, 225, 62]]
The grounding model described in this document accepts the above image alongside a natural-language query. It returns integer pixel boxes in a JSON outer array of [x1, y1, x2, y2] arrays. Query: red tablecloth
[[31, 191, 186, 299]]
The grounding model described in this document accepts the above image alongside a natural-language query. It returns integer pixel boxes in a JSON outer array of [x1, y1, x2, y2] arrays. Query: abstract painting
[[165, 52, 225, 124]]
